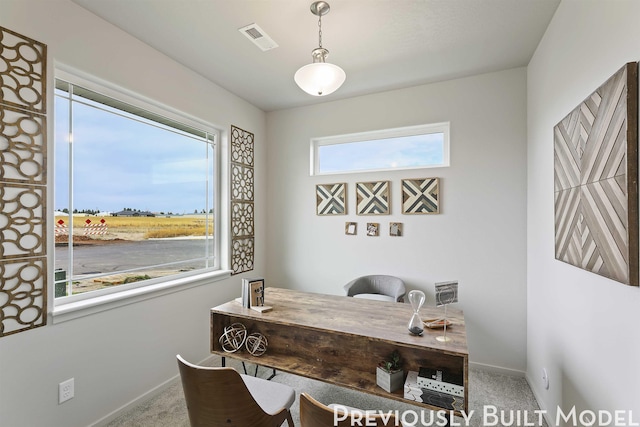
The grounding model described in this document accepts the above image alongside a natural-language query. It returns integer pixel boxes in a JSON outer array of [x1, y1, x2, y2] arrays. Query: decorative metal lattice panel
[[231, 163, 255, 201], [0, 104, 47, 184], [230, 125, 254, 167], [231, 202, 255, 238], [0, 257, 47, 336], [0, 26, 48, 337], [230, 126, 255, 275], [0, 183, 46, 259], [554, 62, 638, 286], [0, 26, 47, 114], [231, 238, 255, 274]]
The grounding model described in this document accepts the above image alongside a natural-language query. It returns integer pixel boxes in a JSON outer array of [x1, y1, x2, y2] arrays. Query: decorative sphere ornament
[[245, 332, 268, 356], [219, 323, 247, 353]]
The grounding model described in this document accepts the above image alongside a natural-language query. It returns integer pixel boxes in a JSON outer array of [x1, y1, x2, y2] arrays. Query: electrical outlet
[[59, 378, 74, 404]]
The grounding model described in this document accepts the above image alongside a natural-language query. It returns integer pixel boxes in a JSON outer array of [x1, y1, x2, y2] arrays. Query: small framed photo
[[389, 222, 403, 236], [345, 222, 357, 235], [242, 277, 265, 307], [435, 281, 459, 306], [366, 223, 380, 236]]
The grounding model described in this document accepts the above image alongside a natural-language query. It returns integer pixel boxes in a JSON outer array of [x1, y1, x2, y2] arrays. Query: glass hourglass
[[407, 290, 426, 335]]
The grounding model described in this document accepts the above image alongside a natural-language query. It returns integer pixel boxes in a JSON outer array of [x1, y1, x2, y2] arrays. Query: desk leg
[[241, 362, 277, 380], [267, 368, 276, 380]]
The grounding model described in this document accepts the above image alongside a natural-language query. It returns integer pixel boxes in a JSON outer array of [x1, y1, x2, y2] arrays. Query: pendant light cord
[[318, 13, 323, 49]]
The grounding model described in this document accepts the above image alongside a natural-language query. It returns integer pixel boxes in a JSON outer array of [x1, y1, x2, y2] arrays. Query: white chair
[[344, 275, 406, 302], [177, 354, 295, 427]]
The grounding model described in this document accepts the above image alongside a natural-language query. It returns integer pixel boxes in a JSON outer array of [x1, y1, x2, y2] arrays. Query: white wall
[[527, 0, 640, 422], [0, 1, 266, 426], [266, 68, 528, 372]]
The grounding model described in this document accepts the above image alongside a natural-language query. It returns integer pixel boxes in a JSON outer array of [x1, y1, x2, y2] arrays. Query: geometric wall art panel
[[0, 26, 47, 114], [231, 238, 254, 276], [0, 183, 46, 259], [356, 181, 389, 215], [554, 62, 638, 286], [230, 163, 254, 201], [230, 125, 254, 167], [0, 105, 47, 184], [0, 26, 48, 337], [0, 257, 47, 337], [402, 178, 439, 214], [230, 126, 255, 275], [316, 183, 346, 215], [231, 201, 254, 238]]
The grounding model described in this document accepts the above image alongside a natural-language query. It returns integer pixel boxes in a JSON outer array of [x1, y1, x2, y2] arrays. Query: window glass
[[54, 78, 218, 301], [311, 123, 449, 175]]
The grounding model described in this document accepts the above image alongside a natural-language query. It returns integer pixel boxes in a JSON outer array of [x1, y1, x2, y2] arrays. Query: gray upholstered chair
[[343, 275, 406, 302], [300, 393, 401, 427], [177, 354, 295, 427]]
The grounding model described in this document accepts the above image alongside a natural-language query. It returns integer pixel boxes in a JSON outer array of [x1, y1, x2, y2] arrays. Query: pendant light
[[294, 1, 346, 96]]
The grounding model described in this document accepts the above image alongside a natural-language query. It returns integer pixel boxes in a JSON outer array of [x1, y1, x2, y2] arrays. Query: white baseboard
[[90, 354, 219, 427], [469, 361, 526, 377], [525, 371, 554, 427]]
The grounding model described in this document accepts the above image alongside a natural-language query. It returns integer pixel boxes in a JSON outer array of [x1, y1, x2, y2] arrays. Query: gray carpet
[[104, 356, 548, 426]]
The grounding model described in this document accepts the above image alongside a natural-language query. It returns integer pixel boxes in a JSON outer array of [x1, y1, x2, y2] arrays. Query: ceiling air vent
[[239, 23, 279, 52]]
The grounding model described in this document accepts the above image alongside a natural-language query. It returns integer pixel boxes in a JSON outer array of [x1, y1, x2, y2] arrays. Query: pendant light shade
[[295, 1, 346, 96], [294, 60, 346, 97]]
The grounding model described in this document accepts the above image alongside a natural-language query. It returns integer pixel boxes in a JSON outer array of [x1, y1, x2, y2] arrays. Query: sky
[[318, 134, 444, 174], [54, 92, 214, 214]]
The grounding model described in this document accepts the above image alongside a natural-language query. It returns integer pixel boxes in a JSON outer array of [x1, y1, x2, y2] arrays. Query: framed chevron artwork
[[554, 62, 638, 286], [316, 183, 346, 215], [356, 181, 390, 215], [402, 178, 440, 214]]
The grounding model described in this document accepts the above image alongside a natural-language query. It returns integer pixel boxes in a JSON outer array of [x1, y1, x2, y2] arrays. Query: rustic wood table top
[[212, 287, 468, 356]]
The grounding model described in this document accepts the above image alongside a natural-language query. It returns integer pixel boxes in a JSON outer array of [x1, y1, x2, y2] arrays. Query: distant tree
[[62, 208, 69, 214]]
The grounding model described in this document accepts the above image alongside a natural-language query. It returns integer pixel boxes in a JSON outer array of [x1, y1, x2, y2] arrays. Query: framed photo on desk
[[242, 278, 265, 307]]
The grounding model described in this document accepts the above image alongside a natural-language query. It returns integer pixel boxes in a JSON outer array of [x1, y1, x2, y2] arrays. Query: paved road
[[54, 239, 214, 274]]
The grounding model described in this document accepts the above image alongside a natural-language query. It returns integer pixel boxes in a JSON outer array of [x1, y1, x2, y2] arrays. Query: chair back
[[299, 393, 400, 427], [344, 275, 406, 302], [177, 354, 286, 427]]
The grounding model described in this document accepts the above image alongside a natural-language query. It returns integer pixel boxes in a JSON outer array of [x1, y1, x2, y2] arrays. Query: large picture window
[[53, 76, 219, 302], [311, 122, 450, 175]]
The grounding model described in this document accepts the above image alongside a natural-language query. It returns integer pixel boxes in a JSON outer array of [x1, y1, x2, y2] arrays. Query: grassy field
[[54, 215, 214, 240]]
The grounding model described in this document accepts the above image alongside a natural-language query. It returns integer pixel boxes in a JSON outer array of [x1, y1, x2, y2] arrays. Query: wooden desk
[[210, 287, 468, 415]]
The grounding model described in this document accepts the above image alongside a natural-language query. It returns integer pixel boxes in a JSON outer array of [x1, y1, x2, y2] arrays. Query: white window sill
[[51, 269, 232, 324]]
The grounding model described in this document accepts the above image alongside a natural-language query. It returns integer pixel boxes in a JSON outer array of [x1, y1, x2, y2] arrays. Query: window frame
[[51, 68, 227, 319], [310, 122, 450, 176]]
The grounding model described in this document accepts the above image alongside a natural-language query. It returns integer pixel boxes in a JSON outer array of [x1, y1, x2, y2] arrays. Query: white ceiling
[[71, 0, 560, 112]]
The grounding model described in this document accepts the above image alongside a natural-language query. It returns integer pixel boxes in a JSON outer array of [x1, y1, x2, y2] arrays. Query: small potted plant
[[376, 350, 403, 393]]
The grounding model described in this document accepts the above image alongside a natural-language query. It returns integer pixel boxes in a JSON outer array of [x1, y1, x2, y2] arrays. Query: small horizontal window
[[311, 122, 450, 175]]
